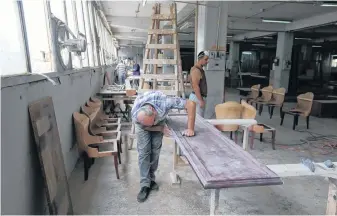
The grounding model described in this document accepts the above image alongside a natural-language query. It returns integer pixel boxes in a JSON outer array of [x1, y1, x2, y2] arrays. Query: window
[[332, 55, 337, 68], [76, 0, 88, 67], [83, 1, 94, 66], [22, 0, 52, 73], [50, 0, 66, 22], [88, 3, 98, 66], [0, 1, 27, 76]]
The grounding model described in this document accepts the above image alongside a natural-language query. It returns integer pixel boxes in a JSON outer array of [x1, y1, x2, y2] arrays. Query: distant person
[[115, 60, 126, 85], [188, 51, 209, 117], [132, 62, 141, 76]]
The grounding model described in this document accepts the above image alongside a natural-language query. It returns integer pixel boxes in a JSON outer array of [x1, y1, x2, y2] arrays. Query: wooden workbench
[[166, 114, 337, 215]]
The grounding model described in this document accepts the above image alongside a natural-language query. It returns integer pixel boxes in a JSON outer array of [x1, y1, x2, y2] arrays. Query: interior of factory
[[1, 0, 337, 215]]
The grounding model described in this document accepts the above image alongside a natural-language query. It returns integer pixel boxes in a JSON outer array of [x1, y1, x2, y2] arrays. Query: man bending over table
[[131, 91, 196, 202]]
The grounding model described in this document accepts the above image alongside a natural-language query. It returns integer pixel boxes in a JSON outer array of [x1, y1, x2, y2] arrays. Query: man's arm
[[190, 68, 204, 105]]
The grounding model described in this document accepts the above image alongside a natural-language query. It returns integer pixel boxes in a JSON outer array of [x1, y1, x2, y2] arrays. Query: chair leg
[[83, 153, 89, 181], [306, 116, 310, 129], [249, 131, 255, 149], [258, 104, 263, 116], [271, 131, 276, 150], [270, 106, 275, 119], [267, 106, 271, 115], [113, 155, 120, 179], [280, 112, 285, 125], [230, 131, 233, 140], [293, 115, 298, 130], [260, 133, 263, 142], [117, 141, 121, 164], [234, 131, 238, 144]]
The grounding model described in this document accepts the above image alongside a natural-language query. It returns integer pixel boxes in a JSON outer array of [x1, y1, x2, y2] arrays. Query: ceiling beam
[[285, 11, 337, 31], [228, 21, 285, 32], [107, 16, 149, 32], [232, 31, 276, 41]]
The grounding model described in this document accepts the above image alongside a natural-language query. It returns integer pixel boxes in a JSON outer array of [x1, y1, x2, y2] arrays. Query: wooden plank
[[148, 29, 175, 35], [138, 89, 179, 96], [141, 74, 177, 80], [166, 115, 283, 189], [28, 97, 73, 214], [146, 44, 177, 49], [152, 14, 175, 20], [143, 59, 177, 65]]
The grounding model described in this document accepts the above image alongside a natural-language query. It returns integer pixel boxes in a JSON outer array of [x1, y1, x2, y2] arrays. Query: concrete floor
[[68, 88, 337, 214]]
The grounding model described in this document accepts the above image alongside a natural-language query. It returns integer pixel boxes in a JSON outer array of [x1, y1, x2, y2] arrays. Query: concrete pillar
[[229, 41, 240, 80], [196, 1, 228, 119], [162, 32, 174, 74], [272, 32, 294, 90]]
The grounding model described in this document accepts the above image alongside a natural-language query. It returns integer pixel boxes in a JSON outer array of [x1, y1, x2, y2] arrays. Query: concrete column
[[162, 32, 174, 74], [229, 41, 240, 79], [272, 32, 294, 90], [197, 1, 228, 119]]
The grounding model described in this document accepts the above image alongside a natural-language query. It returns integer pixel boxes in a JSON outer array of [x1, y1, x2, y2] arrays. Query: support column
[[272, 32, 294, 90], [229, 41, 240, 83], [162, 27, 174, 74], [197, 1, 228, 118]]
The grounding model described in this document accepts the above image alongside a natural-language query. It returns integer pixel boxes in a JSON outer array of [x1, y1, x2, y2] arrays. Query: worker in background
[[188, 51, 209, 117], [131, 91, 196, 202], [132, 61, 141, 76], [115, 60, 126, 85]]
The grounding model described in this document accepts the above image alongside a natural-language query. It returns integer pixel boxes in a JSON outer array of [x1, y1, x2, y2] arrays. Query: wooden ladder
[[138, 3, 185, 98]]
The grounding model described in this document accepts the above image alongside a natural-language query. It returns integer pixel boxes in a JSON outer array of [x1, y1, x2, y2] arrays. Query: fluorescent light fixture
[[242, 51, 252, 55], [178, 32, 191, 36], [252, 44, 266, 46], [312, 45, 322, 48], [227, 35, 233, 38], [295, 37, 312, 40], [321, 2, 337, 6], [262, 19, 292, 24], [142, 0, 147, 6], [263, 36, 273, 39], [179, 22, 193, 30]]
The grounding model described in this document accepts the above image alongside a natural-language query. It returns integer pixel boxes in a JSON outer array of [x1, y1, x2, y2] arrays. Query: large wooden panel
[[28, 97, 73, 214], [167, 114, 283, 189]]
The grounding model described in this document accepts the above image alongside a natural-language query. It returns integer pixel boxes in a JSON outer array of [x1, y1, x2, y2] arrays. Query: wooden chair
[[280, 92, 314, 130], [215, 101, 243, 142], [255, 88, 286, 117], [81, 105, 121, 129], [265, 88, 286, 119], [81, 105, 123, 154], [73, 112, 120, 180], [250, 85, 273, 114], [240, 84, 260, 103]]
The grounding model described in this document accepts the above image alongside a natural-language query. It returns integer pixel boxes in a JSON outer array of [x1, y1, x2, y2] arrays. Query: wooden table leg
[[170, 140, 181, 185], [271, 130, 276, 150], [210, 189, 220, 215], [242, 126, 249, 151], [326, 178, 337, 215]]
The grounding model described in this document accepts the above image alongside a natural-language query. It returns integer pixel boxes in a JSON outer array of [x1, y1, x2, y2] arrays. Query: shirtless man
[[189, 51, 209, 117]]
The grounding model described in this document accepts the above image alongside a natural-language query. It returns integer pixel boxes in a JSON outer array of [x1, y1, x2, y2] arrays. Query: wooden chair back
[[270, 87, 286, 105], [215, 101, 243, 131], [295, 92, 314, 116], [81, 105, 107, 135], [250, 84, 260, 99], [90, 97, 102, 105], [73, 112, 103, 157], [259, 85, 273, 102], [241, 100, 257, 119]]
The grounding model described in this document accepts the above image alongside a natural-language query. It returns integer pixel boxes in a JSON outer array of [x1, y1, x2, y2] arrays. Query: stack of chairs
[[73, 97, 122, 180]]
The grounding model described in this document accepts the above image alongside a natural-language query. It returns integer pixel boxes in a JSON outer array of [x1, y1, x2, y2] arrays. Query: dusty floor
[[69, 88, 337, 215]]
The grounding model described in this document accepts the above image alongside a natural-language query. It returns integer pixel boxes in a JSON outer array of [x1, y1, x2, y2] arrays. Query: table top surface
[[313, 100, 337, 103], [167, 114, 283, 189]]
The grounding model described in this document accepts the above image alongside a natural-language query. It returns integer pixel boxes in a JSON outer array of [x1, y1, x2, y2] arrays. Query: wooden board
[[166, 114, 283, 189], [28, 97, 73, 215]]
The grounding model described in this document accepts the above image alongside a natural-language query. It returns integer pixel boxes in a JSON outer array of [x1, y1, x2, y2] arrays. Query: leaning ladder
[[138, 3, 185, 98]]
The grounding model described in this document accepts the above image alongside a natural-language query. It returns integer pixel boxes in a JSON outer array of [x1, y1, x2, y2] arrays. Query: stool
[[240, 123, 276, 150]]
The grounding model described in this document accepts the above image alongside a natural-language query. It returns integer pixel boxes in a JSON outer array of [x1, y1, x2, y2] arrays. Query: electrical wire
[[250, 129, 337, 156]]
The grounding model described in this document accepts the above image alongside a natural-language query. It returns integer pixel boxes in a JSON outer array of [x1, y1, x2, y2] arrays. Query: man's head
[[136, 104, 157, 126], [197, 51, 209, 67]]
